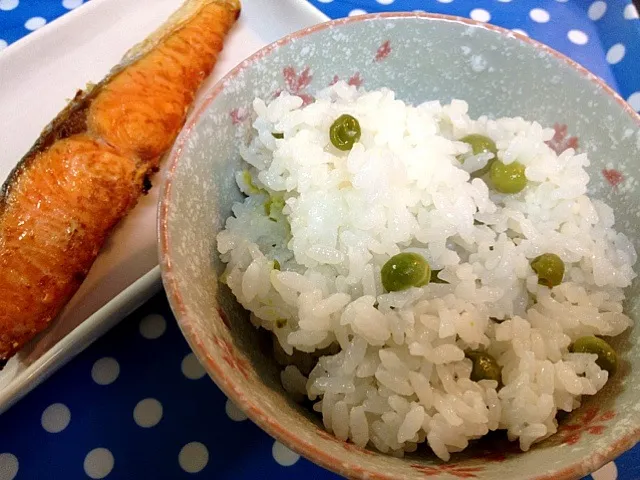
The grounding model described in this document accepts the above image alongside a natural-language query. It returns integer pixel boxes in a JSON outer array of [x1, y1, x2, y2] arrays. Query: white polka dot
[[24, 17, 46, 31], [0, 0, 18, 11], [606, 43, 626, 64], [498, 0, 512, 3], [272, 441, 300, 467], [84, 448, 114, 479], [181, 353, 206, 380], [376, 0, 395, 4], [91, 357, 120, 385], [139, 314, 166, 339], [568, 29, 589, 45], [624, 3, 639, 19], [0, 40, 7, 51], [436, 0, 454, 3], [316, 0, 332, 3], [0, 453, 18, 480], [628, 92, 640, 112], [62, 0, 83, 9], [133, 398, 163, 428], [530, 8, 550, 23], [348, 8, 367, 16], [556, 0, 568, 3], [588, 1, 607, 20], [591, 461, 618, 480], [470, 8, 491, 22], [179, 442, 209, 473], [41, 403, 71, 433], [512, 28, 529, 37], [225, 398, 248, 422]]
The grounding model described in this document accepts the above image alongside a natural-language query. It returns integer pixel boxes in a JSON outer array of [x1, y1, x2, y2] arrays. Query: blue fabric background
[[0, 0, 639, 478]]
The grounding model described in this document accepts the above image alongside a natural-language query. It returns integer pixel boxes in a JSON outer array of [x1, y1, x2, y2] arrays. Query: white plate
[[0, 0, 328, 414]]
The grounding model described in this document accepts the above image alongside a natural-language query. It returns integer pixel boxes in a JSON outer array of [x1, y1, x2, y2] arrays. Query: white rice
[[216, 82, 637, 460]]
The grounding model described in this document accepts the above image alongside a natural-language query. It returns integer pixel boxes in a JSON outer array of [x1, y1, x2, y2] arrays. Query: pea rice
[[216, 82, 637, 460]]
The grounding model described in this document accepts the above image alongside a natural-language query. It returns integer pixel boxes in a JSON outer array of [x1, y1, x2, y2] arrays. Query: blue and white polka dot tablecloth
[[0, 1, 639, 479]]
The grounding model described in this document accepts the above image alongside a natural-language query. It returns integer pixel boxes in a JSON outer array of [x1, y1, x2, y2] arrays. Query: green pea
[[459, 134, 497, 176], [460, 134, 497, 160], [241, 169, 263, 195], [461, 134, 498, 156], [272, 132, 284, 139], [273, 259, 280, 271], [265, 194, 285, 219], [530, 253, 565, 287], [570, 336, 618, 376], [329, 114, 361, 151], [490, 160, 527, 194], [381, 252, 430, 292], [466, 351, 501, 383]]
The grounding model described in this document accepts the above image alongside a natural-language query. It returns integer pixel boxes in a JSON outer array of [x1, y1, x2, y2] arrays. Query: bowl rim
[[158, 11, 640, 480]]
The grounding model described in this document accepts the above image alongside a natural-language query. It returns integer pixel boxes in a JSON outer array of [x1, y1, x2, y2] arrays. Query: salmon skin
[[0, 0, 241, 364]]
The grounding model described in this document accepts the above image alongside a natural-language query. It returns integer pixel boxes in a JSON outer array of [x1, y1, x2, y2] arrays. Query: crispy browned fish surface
[[0, 0, 241, 363]]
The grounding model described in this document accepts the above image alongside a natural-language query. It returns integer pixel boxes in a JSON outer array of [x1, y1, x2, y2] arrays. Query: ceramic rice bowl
[[158, 13, 640, 480]]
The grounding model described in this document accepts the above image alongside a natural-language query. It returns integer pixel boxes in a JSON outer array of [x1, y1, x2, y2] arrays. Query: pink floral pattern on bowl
[[555, 407, 616, 446]]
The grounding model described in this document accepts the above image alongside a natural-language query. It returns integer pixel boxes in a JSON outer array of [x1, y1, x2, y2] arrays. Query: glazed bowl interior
[[159, 13, 640, 480]]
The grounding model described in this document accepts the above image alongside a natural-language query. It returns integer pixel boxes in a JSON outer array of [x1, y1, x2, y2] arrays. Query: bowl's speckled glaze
[[158, 13, 640, 480]]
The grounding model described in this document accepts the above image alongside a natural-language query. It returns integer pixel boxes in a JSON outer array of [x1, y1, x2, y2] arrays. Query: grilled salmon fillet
[[0, 0, 241, 363]]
